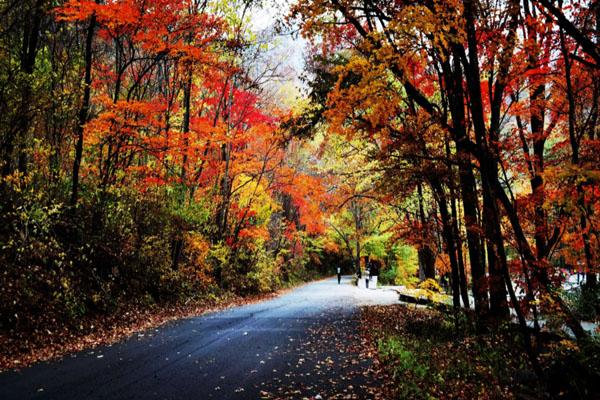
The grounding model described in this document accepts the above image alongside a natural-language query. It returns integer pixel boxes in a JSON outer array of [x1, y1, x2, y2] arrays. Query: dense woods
[[286, 0, 600, 394], [0, 0, 337, 348], [1, 0, 599, 396]]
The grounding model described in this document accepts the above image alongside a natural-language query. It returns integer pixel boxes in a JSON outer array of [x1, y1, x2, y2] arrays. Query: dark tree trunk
[[171, 67, 193, 271], [418, 247, 436, 281], [461, 0, 510, 320], [216, 143, 231, 241], [559, 25, 597, 290], [355, 239, 361, 277], [2, 0, 45, 177], [452, 182, 470, 308], [586, 1, 600, 288], [445, 134, 470, 308], [446, 47, 488, 316], [431, 179, 461, 309], [171, 238, 183, 271], [417, 183, 436, 280], [481, 168, 509, 320], [71, 11, 96, 206], [525, 0, 555, 294], [180, 69, 192, 182], [458, 145, 488, 315]]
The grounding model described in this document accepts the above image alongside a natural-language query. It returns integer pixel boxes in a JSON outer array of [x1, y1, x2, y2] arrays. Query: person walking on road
[[337, 267, 341, 284]]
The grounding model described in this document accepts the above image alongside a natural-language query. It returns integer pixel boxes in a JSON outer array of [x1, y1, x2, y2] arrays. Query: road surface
[[0, 276, 398, 399]]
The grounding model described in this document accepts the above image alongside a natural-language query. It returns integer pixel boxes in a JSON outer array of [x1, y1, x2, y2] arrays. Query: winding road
[[1, 276, 398, 399]]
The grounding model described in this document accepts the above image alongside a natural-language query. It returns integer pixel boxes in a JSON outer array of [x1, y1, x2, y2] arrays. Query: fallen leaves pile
[[257, 307, 385, 400], [359, 304, 600, 399]]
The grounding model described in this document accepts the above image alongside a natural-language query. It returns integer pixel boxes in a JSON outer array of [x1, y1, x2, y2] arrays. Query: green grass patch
[[362, 304, 600, 399]]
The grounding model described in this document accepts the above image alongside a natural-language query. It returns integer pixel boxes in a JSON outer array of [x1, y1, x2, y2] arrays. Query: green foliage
[[246, 245, 282, 294], [395, 245, 419, 286], [221, 243, 281, 294], [0, 185, 284, 334], [0, 159, 337, 337], [563, 285, 600, 322], [378, 337, 433, 399], [378, 265, 398, 285], [368, 304, 600, 399], [0, 176, 79, 330], [379, 244, 419, 286], [362, 233, 390, 259], [369, 305, 525, 398]]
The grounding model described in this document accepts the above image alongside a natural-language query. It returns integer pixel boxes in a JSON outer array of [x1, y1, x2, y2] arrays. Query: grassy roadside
[[0, 276, 323, 372], [359, 304, 600, 399]]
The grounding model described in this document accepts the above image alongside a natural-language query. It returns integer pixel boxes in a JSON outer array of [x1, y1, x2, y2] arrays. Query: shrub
[[378, 337, 430, 399], [181, 232, 214, 292], [378, 264, 398, 285], [563, 285, 600, 322]]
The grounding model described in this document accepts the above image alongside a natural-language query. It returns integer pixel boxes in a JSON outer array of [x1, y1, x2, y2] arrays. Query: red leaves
[[55, 0, 98, 22], [237, 226, 269, 241]]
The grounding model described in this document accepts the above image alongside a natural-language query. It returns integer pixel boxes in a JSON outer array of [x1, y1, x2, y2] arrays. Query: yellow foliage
[[233, 173, 279, 225], [182, 232, 214, 288], [323, 240, 340, 254], [399, 279, 446, 303], [418, 278, 442, 293]]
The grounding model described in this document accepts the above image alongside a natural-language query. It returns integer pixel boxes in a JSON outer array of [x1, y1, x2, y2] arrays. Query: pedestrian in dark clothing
[[337, 267, 341, 284]]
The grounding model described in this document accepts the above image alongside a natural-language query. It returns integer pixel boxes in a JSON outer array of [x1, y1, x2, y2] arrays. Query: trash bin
[[357, 277, 366, 288], [370, 276, 378, 289]]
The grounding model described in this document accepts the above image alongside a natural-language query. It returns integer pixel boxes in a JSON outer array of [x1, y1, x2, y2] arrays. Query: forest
[[1, 0, 599, 398]]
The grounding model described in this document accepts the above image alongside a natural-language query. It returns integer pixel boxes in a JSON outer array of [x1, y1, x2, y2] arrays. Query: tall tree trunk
[[462, 0, 510, 320], [180, 70, 192, 183], [216, 77, 235, 241], [560, 25, 597, 289], [417, 183, 436, 280], [432, 179, 461, 309], [524, 0, 555, 294], [447, 47, 488, 316], [216, 142, 231, 240], [355, 237, 361, 277], [451, 178, 470, 308], [71, 11, 96, 206], [481, 168, 510, 320], [445, 134, 470, 308], [2, 0, 45, 177], [587, 0, 600, 288], [171, 68, 193, 270]]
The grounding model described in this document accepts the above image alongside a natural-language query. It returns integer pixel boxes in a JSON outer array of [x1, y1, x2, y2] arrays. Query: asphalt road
[[0, 276, 398, 400]]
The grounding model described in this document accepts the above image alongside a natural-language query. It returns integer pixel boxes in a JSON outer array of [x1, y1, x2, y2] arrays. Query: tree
[[290, 0, 598, 349]]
